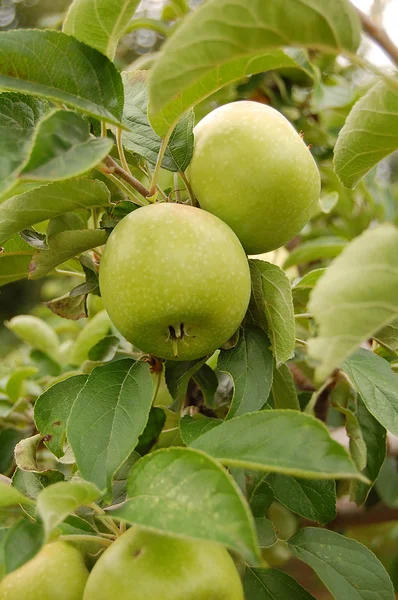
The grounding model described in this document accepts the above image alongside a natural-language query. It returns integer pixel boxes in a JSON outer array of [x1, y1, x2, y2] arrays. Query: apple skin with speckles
[[83, 527, 244, 600], [0, 542, 89, 600], [99, 203, 251, 361], [188, 101, 321, 255]]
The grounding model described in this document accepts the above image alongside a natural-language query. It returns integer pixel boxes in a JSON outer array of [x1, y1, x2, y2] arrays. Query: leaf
[[67, 359, 153, 495], [266, 474, 336, 525], [179, 414, 222, 446], [249, 479, 274, 516], [45, 293, 88, 321], [248, 261, 295, 365], [333, 402, 367, 472], [34, 374, 88, 458], [3, 520, 44, 575], [0, 482, 34, 508], [308, 225, 398, 381], [6, 366, 38, 402], [244, 567, 316, 600], [29, 229, 107, 280], [12, 469, 65, 505], [111, 447, 261, 565], [192, 364, 218, 409], [0, 29, 124, 126], [135, 407, 166, 455], [375, 457, 398, 509], [165, 357, 207, 408], [69, 310, 112, 366], [270, 363, 300, 410], [351, 396, 386, 506], [374, 318, 398, 352], [148, 0, 360, 135], [121, 71, 194, 172], [334, 81, 398, 189], [218, 326, 273, 418], [36, 480, 100, 539], [0, 429, 24, 474], [255, 517, 277, 548], [14, 434, 42, 472], [19, 229, 48, 250], [191, 410, 365, 481], [292, 268, 327, 291], [341, 348, 398, 437], [288, 527, 395, 600], [19, 110, 113, 182], [283, 237, 347, 268], [319, 191, 339, 214], [63, 0, 140, 59], [5, 314, 59, 355], [0, 178, 110, 246], [0, 235, 33, 286], [88, 335, 120, 362], [0, 93, 47, 197]]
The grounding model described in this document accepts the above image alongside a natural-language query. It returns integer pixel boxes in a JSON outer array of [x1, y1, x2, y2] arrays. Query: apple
[[99, 203, 251, 361], [83, 527, 244, 600], [0, 541, 89, 600], [188, 101, 320, 254]]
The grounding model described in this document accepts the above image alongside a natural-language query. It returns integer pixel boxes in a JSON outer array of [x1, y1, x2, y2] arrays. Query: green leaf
[[0, 482, 34, 508], [334, 81, 398, 189], [292, 268, 327, 291], [88, 335, 120, 362], [19, 110, 113, 183], [5, 315, 59, 355], [0, 178, 110, 246], [36, 480, 100, 539], [165, 357, 207, 408], [333, 402, 367, 472], [192, 364, 218, 409], [0, 93, 47, 197], [255, 517, 277, 548], [0, 235, 33, 286], [341, 349, 398, 437], [351, 396, 386, 506], [135, 407, 166, 455], [288, 527, 395, 600], [121, 71, 194, 172], [63, 0, 141, 60], [0, 30, 124, 126], [180, 414, 222, 446], [191, 410, 364, 481], [270, 363, 300, 410], [374, 318, 398, 352], [111, 447, 261, 565], [148, 0, 360, 135], [375, 457, 398, 509], [249, 479, 274, 516], [34, 374, 88, 458], [283, 237, 347, 268], [244, 567, 316, 600], [266, 474, 336, 525], [69, 310, 112, 366], [19, 229, 48, 250], [308, 225, 398, 381], [6, 366, 38, 402], [218, 326, 273, 419], [12, 469, 65, 505], [29, 228, 107, 279], [248, 261, 295, 366], [67, 359, 153, 495], [3, 520, 44, 575], [0, 429, 24, 474]]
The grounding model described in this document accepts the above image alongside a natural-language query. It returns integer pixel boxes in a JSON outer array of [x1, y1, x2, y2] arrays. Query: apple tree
[[0, 0, 397, 598]]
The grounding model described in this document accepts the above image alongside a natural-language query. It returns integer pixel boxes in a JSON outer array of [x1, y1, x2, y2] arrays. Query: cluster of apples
[[0, 528, 244, 599], [100, 101, 320, 361]]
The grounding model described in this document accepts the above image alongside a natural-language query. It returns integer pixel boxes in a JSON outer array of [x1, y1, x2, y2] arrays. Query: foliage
[[0, 0, 397, 598]]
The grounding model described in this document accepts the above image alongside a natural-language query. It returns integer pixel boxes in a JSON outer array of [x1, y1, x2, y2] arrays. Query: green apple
[[188, 101, 320, 254], [99, 203, 251, 361], [83, 527, 244, 600], [0, 541, 89, 600]]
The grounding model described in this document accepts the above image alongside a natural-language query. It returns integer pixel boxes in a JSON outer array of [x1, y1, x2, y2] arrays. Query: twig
[[103, 155, 151, 199], [116, 128, 133, 177], [329, 503, 398, 529], [355, 6, 398, 67]]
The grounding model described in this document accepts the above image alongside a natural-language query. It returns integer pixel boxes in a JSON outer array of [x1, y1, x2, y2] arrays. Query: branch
[[327, 502, 398, 529], [355, 6, 398, 67], [103, 155, 151, 199]]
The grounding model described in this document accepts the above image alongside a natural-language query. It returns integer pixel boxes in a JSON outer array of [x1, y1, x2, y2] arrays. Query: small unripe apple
[[83, 527, 244, 600], [188, 101, 320, 254], [99, 203, 250, 361], [0, 541, 89, 600]]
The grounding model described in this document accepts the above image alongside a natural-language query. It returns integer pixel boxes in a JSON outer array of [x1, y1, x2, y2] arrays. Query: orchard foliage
[[0, 0, 397, 598]]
